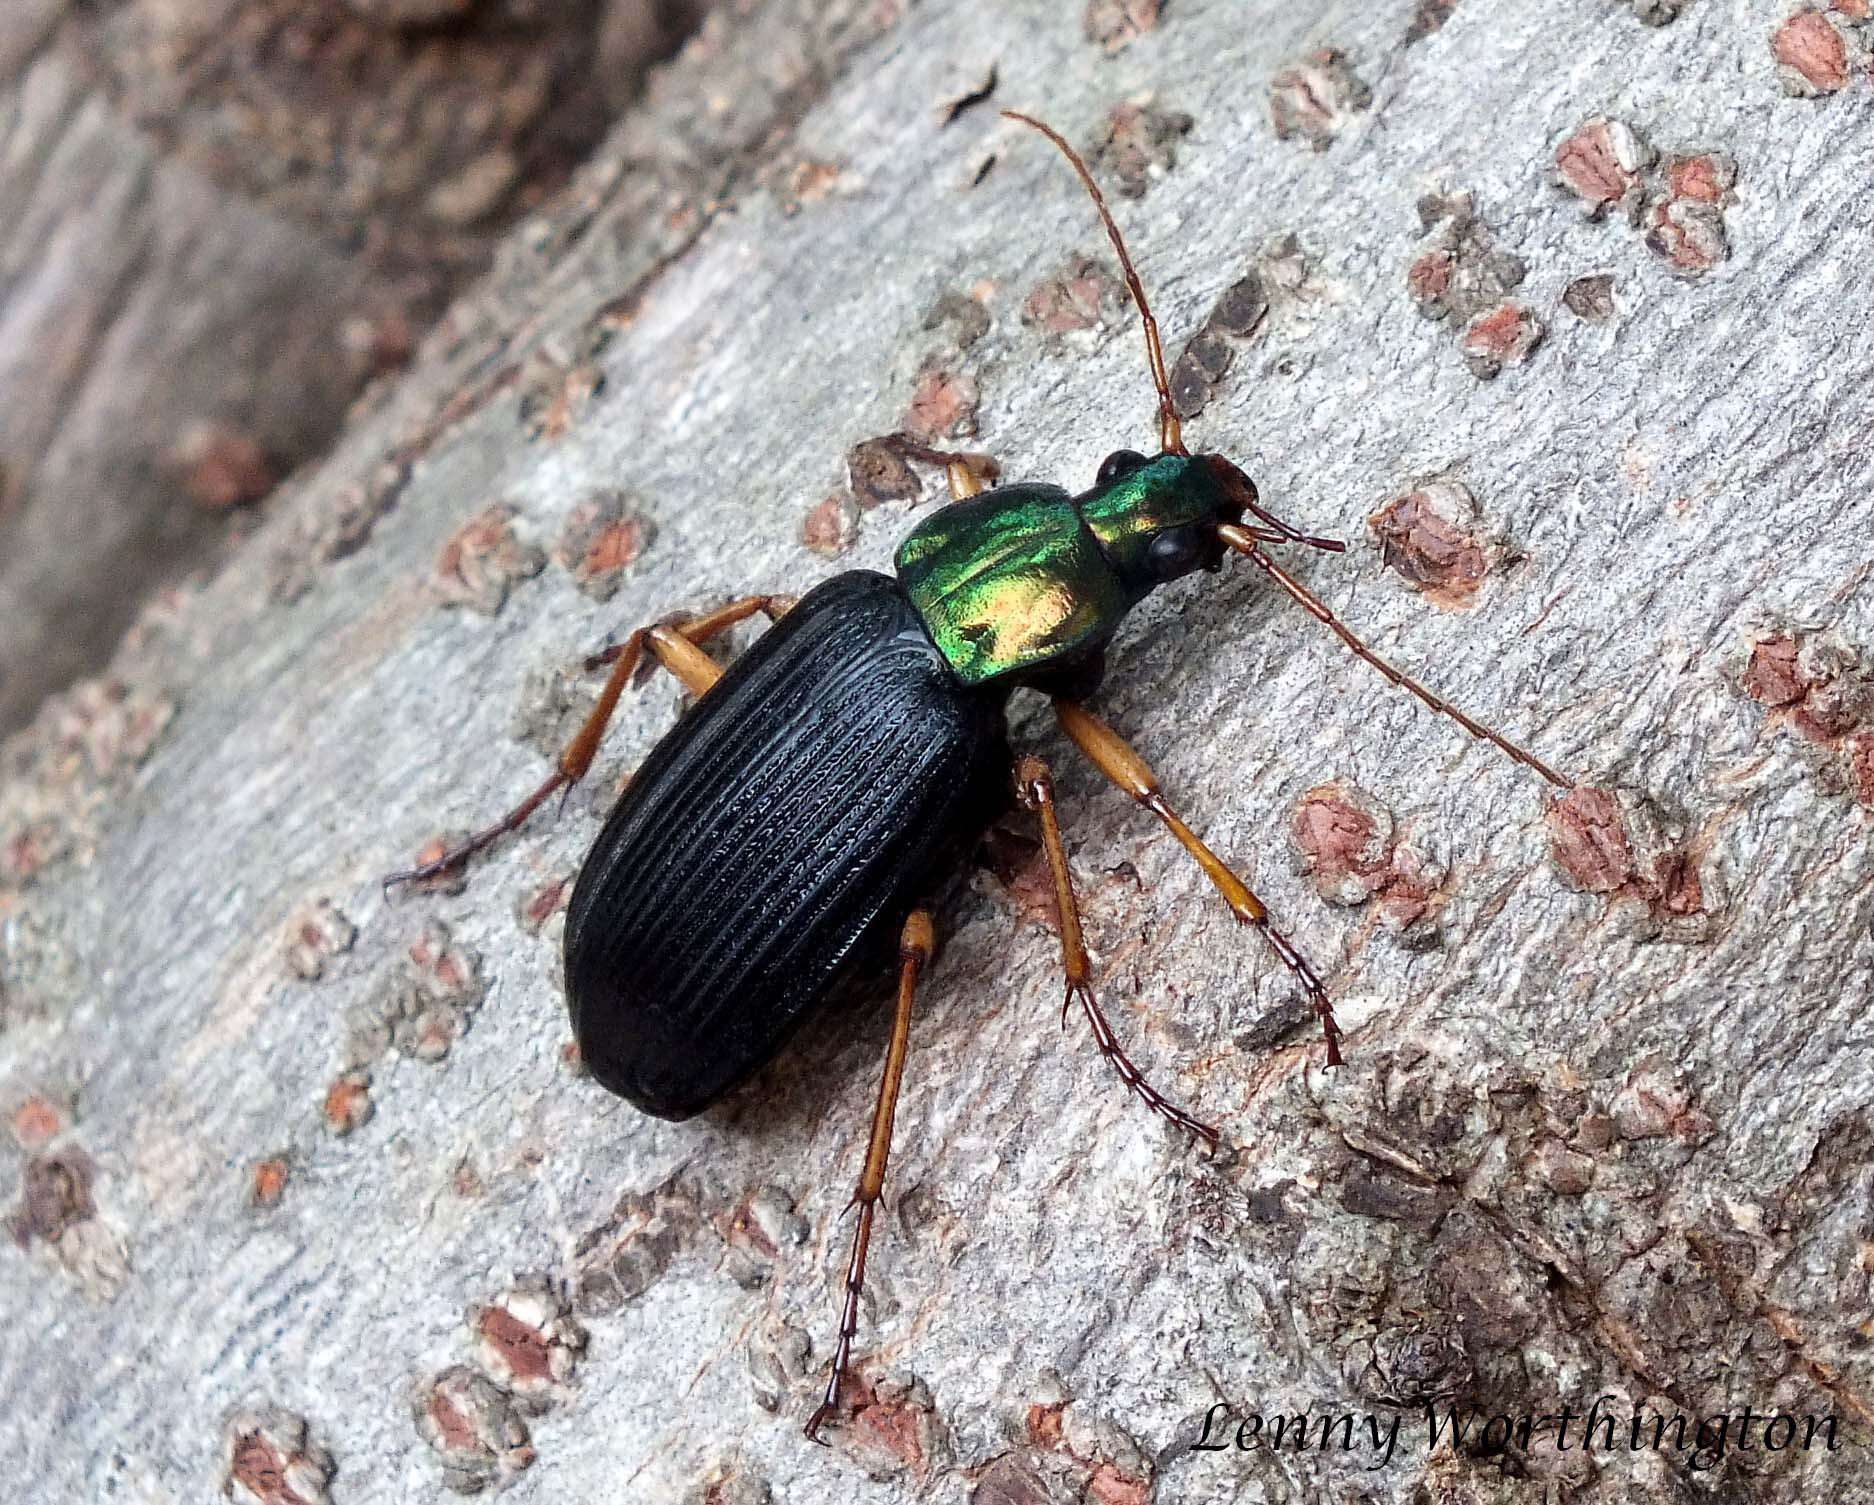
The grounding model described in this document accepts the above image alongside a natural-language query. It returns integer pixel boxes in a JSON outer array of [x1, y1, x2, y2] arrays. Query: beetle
[[386, 110, 1572, 1442]]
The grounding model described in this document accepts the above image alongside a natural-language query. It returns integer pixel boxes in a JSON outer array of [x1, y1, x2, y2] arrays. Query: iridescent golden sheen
[[895, 484, 1127, 685]]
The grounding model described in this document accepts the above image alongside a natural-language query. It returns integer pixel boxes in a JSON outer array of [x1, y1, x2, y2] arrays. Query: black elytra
[[564, 571, 1010, 1117]]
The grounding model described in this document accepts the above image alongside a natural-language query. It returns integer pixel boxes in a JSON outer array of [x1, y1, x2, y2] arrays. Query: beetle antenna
[[1217, 522, 1574, 788], [1002, 109, 1185, 457]]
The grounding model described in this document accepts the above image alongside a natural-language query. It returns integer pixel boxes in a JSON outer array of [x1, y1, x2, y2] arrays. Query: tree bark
[[4, 2, 1873, 1502], [0, 0, 705, 735]]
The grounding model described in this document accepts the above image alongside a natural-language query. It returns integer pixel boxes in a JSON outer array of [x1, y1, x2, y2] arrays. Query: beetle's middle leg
[[805, 907, 935, 1444], [384, 595, 791, 888], [1015, 754, 1219, 1144], [1051, 699, 1345, 1067]]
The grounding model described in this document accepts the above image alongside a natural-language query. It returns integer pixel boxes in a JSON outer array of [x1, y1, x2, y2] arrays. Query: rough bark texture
[[0, 0, 705, 735], [4, 2, 1873, 1502]]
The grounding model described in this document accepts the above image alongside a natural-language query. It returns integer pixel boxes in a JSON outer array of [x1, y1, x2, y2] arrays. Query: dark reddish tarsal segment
[[1014, 754, 1221, 1139], [1050, 702, 1345, 1068], [804, 908, 936, 1444]]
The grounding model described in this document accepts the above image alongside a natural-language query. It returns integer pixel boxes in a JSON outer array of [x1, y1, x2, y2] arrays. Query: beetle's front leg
[[383, 595, 792, 890], [805, 907, 935, 1444], [882, 433, 1001, 501], [1050, 700, 1345, 1067], [1015, 754, 1218, 1144]]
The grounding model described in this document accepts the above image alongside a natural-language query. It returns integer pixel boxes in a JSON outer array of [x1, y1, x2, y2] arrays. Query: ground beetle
[[387, 111, 1573, 1442]]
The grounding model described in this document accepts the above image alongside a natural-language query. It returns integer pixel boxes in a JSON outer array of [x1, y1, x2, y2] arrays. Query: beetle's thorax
[[894, 453, 1232, 688]]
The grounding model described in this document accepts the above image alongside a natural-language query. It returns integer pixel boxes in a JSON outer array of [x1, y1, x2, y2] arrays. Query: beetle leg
[[1014, 754, 1219, 1144], [1051, 700, 1346, 1067], [583, 594, 795, 681], [383, 596, 791, 889], [882, 432, 1001, 501], [805, 907, 936, 1445]]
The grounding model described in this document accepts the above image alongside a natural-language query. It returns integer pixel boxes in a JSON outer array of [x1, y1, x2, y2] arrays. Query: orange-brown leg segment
[[1014, 755, 1219, 1143], [1052, 700, 1345, 1067], [882, 433, 1000, 501], [805, 908, 935, 1444], [1217, 523, 1572, 790], [383, 595, 792, 889]]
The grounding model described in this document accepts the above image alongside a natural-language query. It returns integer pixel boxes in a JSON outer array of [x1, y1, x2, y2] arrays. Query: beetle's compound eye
[[1146, 527, 1205, 580], [1096, 450, 1149, 488]]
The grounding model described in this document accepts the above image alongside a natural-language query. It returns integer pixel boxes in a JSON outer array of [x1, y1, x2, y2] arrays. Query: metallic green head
[[1073, 450, 1244, 601], [895, 451, 1256, 687]]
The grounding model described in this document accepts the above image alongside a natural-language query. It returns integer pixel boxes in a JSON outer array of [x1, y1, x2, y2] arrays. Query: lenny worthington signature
[[1193, 1398, 1843, 1473]]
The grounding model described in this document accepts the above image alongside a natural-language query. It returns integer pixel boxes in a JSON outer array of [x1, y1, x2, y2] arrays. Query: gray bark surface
[[3, 2, 1873, 1502], [0, 0, 704, 735]]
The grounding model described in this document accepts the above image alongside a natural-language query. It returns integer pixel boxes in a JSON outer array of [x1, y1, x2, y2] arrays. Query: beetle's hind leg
[[805, 908, 936, 1444], [1015, 755, 1219, 1145], [1051, 700, 1345, 1067], [383, 595, 792, 889]]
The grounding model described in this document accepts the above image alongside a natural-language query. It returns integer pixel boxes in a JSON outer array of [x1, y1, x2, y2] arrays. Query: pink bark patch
[[1545, 787, 1636, 895], [1554, 117, 1652, 217], [478, 1305, 554, 1386], [1368, 481, 1490, 608], [904, 362, 980, 440], [1741, 635, 1806, 706], [1460, 300, 1544, 377], [1291, 783, 1448, 931], [1773, 10, 1853, 93], [1847, 731, 1874, 807]]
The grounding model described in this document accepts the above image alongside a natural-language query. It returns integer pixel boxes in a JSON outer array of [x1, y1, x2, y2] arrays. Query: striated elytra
[[562, 568, 1008, 1118]]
